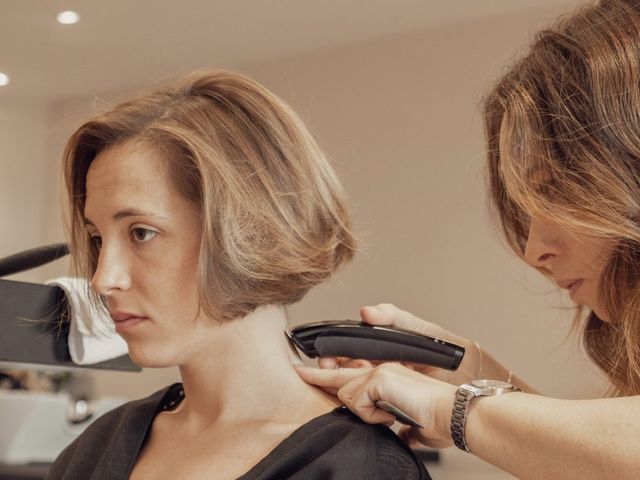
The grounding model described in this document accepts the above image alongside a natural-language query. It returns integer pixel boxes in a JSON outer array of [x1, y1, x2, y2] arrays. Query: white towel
[[45, 276, 128, 365]]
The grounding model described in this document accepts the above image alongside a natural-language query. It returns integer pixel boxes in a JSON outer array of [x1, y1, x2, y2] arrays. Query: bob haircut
[[63, 69, 356, 322], [483, 0, 640, 395]]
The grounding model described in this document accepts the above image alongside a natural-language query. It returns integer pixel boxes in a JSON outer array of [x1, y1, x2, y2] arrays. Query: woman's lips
[[557, 279, 584, 301], [110, 313, 148, 333], [568, 279, 584, 300], [114, 317, 147, 333]]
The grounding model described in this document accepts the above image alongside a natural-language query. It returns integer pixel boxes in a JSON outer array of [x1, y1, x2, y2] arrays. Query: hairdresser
[[296, 1, 640, 478]]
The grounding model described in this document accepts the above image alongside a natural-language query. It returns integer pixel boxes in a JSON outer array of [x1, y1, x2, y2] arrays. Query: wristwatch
[[450, 379, 521, 453]]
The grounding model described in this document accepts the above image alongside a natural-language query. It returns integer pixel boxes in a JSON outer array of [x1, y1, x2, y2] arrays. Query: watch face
[[471, 379, 513, 389]]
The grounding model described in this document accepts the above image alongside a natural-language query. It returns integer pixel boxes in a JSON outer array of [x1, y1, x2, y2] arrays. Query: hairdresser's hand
[[318, 303, 481, 387], [296, 362, 456, 449]]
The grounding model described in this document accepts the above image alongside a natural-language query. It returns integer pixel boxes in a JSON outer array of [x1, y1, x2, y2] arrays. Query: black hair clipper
[[287, 320, 465, 428], [287, 320, 465, 370]]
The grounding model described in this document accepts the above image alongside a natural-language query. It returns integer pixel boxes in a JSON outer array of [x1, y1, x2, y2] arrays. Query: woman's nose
[[523, 217, 562, 268], [91, 244, 131, 295]]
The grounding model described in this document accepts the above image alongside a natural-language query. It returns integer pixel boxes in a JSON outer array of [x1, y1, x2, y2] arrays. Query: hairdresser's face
[[84, 140, 207, 366], [499, 121, 613, 322], [522, 216, 613, 322]]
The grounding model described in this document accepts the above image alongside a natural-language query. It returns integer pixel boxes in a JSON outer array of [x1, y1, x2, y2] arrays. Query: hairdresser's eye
[[90, 236, 102, 250], [131, 227, 157, 244]]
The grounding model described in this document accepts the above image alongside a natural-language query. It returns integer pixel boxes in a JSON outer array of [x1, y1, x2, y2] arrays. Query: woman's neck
[[175, 305, 338, 431]]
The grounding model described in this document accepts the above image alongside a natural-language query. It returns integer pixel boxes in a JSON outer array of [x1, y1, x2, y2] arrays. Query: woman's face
[[499, 119, 613, 322], [523, 215, 613, 322], [84, 140, 207, 366]]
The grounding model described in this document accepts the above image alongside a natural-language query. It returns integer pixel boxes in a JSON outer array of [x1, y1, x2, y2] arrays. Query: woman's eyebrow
[[83, 208, 167, 226]]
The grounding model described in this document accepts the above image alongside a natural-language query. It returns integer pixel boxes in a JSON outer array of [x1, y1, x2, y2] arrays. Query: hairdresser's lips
[[558, 279, 584, 301], [110, 312, 149, 333]]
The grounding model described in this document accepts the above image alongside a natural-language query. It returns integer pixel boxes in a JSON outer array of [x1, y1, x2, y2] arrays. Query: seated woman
[[48, 70, 430, 479]]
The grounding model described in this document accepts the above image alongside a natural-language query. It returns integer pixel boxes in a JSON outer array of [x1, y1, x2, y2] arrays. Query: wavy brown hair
[[483, 0, 640, 395], [63, 70, 356, 322]]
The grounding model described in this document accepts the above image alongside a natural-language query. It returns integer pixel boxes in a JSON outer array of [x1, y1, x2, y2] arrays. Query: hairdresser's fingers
[[306, 365, 408, 428], [321, 357, 382, 371], [397, 426, 423, 448], [360, 304, 465, 344], [321, 386, 340, 396], [336, 375, 396, 427], [360, 303, 475, 383], [400, 361, 418, 371], [359, 303, 432, 332], [320, 356, 356, 368], [295, 365, 372, 389], [318, 357, 338, 369], [336, 358, 374, 369], [295, 364, 340, 395]]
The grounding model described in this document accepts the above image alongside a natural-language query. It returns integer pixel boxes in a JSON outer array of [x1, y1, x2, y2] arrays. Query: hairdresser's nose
[[91, 242, 131, 296], [523, 217, 563, 269]]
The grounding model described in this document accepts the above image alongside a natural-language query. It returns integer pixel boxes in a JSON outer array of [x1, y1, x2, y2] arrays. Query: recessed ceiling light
[[57, 11, 80, 25], [0, 73, 9, 87]]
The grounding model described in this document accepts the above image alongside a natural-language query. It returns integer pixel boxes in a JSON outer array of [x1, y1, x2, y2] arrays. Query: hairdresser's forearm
[[464, 393, 640, 479]]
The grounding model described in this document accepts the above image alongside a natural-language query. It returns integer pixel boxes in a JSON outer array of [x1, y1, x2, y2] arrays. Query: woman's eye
[[131, 228, 157, 243], [91, 236, 102, 250]]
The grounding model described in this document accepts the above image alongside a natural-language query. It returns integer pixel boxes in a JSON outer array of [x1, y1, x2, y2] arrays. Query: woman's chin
[[593, 309, 612, 323], [127, 346, 178, 368]]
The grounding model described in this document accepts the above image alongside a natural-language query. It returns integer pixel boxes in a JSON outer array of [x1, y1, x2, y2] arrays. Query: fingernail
[[364, 305, 381, 316]]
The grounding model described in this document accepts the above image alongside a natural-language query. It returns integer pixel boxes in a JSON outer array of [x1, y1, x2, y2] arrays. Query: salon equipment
[[45, 277, 128, 365], [0, 243, 69, 277], [0, 278, 137, 371], [287, 320, 465, 370], [0, 243, 137, 371], [0, 388, 126, 464], [375, 400, 423, 428], [287, 320, 463, 427]]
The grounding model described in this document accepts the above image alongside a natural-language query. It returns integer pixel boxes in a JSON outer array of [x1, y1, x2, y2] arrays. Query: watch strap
[[450, 382, 522, 453], [450, 385, 474, 452]]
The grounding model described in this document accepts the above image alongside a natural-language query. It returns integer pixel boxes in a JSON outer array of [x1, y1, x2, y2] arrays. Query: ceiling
[[0, 0, 582, 104]]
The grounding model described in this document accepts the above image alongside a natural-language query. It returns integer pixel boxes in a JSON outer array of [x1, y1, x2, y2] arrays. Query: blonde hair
[[64, 69, 356, 322], [484, 0, 640, 395]]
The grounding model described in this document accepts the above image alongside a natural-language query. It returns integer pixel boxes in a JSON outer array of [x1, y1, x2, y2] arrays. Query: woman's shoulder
[[242, 406, 431, 480], [46, 384, 178, 480]]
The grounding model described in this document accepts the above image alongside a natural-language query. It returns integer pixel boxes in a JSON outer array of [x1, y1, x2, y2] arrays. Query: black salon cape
[[47, 383, 432, 480]]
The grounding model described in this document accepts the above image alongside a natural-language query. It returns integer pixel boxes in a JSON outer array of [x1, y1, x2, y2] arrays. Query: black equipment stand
[[0, 243, 138, 371]]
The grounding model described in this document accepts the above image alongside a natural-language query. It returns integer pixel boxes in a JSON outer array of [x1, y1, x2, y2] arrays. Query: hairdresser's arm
[[296, 363, 640, 480], [464, 392, 640, 479], [326, 303, 538, 393]]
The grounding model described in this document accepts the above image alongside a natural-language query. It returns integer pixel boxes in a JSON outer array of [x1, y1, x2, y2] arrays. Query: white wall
[[9, 6, 608, 404], [0, 99, 52, 283]]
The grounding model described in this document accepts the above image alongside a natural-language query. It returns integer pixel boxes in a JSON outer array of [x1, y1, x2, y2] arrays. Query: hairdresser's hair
[[63, 69, 356, 322], [483, 0, 640, 395]]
